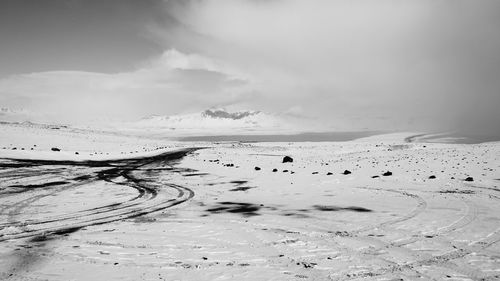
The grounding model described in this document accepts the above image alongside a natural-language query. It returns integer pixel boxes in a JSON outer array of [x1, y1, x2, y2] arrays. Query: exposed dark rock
[[206, 202, 261, 217], [272, 168, 278, 172], [371, 175, 379, 178], [428, 175, 436, 179], [51, 147, 61, 152], [342, 170, 351, 175], [283, 156, 294, 163], [202, 109, 259, 120], [382, 171, 392, 176], [314, 205, 372, 212], [464, 177, 474, 182], [327, 172, 333, 175], [230, 186, 255, 192], [254, 166, 261, 171]]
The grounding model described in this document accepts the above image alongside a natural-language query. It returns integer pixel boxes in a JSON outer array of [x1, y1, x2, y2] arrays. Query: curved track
[[0, 148, 198, 242]]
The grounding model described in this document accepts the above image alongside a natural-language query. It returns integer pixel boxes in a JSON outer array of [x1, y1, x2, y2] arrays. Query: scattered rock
[[439, 189, 475, 194], [272, 168, 278, 172], [371, 175, 379, 178], [51, 147, 61, 152], [283, 170, 289, 173], [254, 166, 261, 171], [283, 156, 293, 163], [342, 170, 351, 175], [382, 171, 392, 176], [299, 261, 316, 269], [428, 175, 436, 179], [312, 172, 318, 175], [331, 230, 351, 237], [464, 177, 474, 182], [327, 172, 333, 175], [75, 152, 79, 155]]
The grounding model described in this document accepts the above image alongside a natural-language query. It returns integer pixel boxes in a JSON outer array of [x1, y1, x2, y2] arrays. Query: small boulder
[[272, 168, 278, 172], [327, 172, 333, 175], [342, 170, 351, 175], [464, 177, 474, 182], [382, 171, 392, 176], [371, 175, 379, 178], [428, 175, 436, 179], [254, 166, 261, 171], [282, 156, 293, 163], [51, 147, 61, 152]]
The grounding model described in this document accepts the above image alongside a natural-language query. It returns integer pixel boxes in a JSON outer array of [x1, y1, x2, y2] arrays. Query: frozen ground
[[0, 123, 499, 280]]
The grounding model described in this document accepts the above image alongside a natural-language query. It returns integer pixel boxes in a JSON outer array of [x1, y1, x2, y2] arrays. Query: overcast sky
[[0, 0, 499, 132]]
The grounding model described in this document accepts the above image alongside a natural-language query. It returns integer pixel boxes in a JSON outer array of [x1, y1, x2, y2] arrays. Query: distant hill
[[128, 108, 315, 136]]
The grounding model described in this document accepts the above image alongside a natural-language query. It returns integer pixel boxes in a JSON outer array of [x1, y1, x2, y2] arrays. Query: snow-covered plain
[[0, 122, 499, 281]]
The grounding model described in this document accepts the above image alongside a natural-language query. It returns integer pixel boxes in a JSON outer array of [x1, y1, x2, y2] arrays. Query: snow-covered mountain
[[127, 108, 313, 136]]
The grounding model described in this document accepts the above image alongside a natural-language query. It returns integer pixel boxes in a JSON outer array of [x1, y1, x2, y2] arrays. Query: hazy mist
[[1, 0, 499, 133]]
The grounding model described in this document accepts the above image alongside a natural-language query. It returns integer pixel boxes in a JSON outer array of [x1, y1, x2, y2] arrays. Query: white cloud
[[1, 0, 500, 132], [157, 0, 500, 132], [0, 49, 254, 123]]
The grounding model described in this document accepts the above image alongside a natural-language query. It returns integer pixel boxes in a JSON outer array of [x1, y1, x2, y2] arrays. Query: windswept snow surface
[[0, 122, 499, 281], [0, 122, 189, 161]]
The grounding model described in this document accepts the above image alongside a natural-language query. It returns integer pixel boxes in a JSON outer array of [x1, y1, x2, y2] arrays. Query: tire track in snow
[[0, 148, 198, 242]]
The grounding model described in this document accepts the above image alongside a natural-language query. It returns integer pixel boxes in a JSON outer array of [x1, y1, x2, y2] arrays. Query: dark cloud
[[0, 0, 165, 77], [1, 0, 499, 133]]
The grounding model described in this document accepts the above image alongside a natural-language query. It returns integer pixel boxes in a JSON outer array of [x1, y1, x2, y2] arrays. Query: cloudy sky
[[0, 0, 499, 131]]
